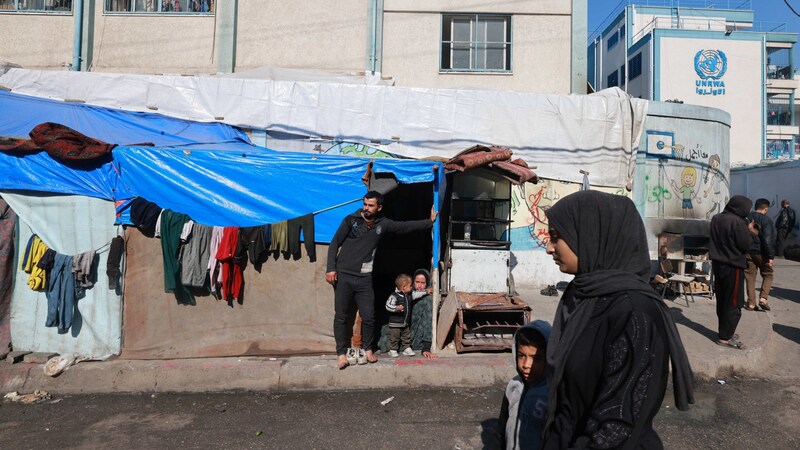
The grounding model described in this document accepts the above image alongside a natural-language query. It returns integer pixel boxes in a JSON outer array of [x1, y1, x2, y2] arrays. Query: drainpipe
[[368, 0, 383, 74], [72, 0, 84, 71]]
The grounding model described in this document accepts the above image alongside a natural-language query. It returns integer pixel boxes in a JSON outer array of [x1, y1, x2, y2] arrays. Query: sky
[[589, 0, 800, 45]]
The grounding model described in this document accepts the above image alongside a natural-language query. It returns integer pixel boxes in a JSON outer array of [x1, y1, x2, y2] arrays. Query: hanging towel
[[72, 250, 96, 299], [159, 209, 193, 304], [45, 253, 76, 333], [180, 223, 213, 288], [107, 236, 125, 290], [287, 214, 316, 262]]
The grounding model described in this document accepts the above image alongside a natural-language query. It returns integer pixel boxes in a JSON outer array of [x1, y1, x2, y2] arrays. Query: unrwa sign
[[694, 49, 727, 96]]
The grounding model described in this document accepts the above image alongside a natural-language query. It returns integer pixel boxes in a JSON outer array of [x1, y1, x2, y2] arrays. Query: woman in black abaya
[[541, 190, 693, 449]]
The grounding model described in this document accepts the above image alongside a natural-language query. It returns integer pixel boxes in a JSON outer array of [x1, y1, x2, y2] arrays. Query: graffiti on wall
[[644, 130, 728, 220], [324, 142, 402, 159], [509, 179, 624, 251]]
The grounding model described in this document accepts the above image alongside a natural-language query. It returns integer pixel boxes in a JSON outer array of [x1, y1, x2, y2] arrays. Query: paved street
[[1, 377, 798, 449]]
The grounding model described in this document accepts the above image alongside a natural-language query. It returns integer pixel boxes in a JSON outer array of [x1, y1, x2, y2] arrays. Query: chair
[[656, 259, 695, 306]]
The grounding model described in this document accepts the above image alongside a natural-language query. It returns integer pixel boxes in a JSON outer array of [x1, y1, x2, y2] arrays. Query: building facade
[[0, 0, 587, 94], [588, 1, 798, 165]]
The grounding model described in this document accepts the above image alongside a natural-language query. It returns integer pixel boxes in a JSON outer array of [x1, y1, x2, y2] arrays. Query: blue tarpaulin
[[0, 90, 441, 242], [0, 89, 251, 147]]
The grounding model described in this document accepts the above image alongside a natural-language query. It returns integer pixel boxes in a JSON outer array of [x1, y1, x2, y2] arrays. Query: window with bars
[[441, 14, 512, 72], [0, 0, 72, 12], [104, 0, 213, 13]]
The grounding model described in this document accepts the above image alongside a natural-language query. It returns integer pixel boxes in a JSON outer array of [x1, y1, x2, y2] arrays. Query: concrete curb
[[1, 354, 517, 395]]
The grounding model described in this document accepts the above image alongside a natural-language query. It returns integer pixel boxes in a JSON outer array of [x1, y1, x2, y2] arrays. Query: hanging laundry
[[129, 197, 162, 231], [106, 236, 125, 290], [287, 214, 316, 262], [45, 253, 76, 333], [159, 209, 193, 304], [215, 226, 244, 302], [37, 248, 56, 271], [180, 223, 212, 288], [262, 224, 272, 248], [72, 250, 96, 299], [207, 226, 225, 295], [240, 225, 268, 266], [21, 235, 49, 291], [270, 220, 289, 253], [153, 210, 165, 238]]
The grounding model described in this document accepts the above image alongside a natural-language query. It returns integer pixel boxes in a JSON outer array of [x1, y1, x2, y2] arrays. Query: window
[[0, 0, 71, 12], [607, 70, 618, 88], [629, 53, 643, 80], [620, 64, 626, 85], [607, 32, 619, 51], [105, 0, 214, 13], [619, 25, 626, 41], [441, 14, 512, 72]]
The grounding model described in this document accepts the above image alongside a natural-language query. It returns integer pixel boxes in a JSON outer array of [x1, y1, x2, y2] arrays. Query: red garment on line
[[215, 226, 243, 302]]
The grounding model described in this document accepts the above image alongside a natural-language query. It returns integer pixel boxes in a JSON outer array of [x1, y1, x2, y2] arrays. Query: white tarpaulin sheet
[[0, 68, 648, 187], [4, 193, 121, 358]]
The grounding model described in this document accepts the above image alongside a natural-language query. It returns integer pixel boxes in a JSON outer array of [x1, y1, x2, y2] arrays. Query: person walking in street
[[745, 198, 775, 312], [541, 190, 693, 449], [709, 195, 759, 350], [326, 191, 436, 370], [775, 199, 795, 258]]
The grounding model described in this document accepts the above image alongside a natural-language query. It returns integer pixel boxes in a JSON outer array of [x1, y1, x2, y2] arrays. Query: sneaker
[[356, 348, 368, 365], [388, 350, 399, 358], [345, 348, 358, 366], [402, 347, 416, 356]]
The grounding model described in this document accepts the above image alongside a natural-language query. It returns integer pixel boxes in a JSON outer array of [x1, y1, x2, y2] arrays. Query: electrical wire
[[785, 0, 800, 17]]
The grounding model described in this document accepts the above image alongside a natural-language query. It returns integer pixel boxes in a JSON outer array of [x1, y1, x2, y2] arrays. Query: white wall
[[731, 161, 800, 242], [658, 36, 762, 165]]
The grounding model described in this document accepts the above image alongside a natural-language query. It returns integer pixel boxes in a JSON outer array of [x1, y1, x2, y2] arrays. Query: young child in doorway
[[385, 273, 416, 357], [493, 320, 551, 450]]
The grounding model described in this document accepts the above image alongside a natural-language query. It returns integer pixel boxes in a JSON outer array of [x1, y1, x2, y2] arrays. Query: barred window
[[0, 0, 72, 12], [105, 0, 214, 13], [441, 14, 512, 72]]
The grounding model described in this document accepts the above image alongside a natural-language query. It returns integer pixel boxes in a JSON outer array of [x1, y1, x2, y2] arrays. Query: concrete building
[[588, 0, 799, 165], [0, 0, 587, 94]]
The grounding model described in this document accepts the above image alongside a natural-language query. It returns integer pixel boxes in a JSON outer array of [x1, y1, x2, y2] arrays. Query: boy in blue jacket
[[493, 320, 552, 450]]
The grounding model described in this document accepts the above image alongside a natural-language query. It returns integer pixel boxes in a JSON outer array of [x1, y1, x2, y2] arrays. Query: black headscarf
[[544, 190, 694, 424]]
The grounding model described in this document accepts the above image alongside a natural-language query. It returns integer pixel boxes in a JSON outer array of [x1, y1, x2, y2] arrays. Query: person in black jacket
[[384, 274, 414, 358], [326, 191, 436, 369], [775, 199, 796, 257], [709, 195, 759, 349], [540, 191, 693, 449], [745, 198, 776, 311]]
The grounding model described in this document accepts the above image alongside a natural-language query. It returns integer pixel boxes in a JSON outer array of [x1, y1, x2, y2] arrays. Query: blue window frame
[[629, 53, 643, 81], [607, 70, 618, 88], [619, 25, 626, 42], [105, 0, 214, 13], [441, 14, 512, 72], [620, 64, 626, 85], [0, 0, 71, 12]]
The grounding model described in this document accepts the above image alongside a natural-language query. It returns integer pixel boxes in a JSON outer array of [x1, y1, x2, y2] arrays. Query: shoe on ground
[[758, 299, 771, 311], [402, 347, 416, 356], [388, 350, 399, 358], [357, 348, 368, 365], [345, 348, 359, 365]]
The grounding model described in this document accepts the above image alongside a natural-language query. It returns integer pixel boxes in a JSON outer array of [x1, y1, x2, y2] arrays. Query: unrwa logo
[[694, 49, 727, 79]]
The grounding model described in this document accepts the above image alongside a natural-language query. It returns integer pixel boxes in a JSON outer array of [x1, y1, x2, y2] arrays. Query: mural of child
[[669, 166, 700, 219], [702, 154, 726, 220]]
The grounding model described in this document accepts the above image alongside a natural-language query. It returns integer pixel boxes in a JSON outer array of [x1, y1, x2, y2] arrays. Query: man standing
[[745, 198, 776, 311], [774, 199, 795, 258], [326, 191, 436, 370], [709, 196, 758, 350]]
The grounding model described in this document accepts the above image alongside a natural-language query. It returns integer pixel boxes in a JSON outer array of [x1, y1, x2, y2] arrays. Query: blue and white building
[[588, 0, 798, 165]]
